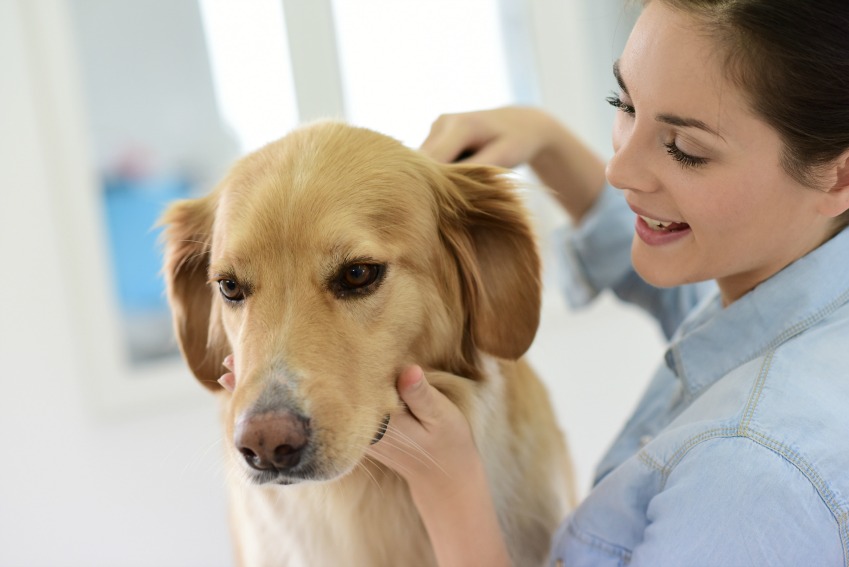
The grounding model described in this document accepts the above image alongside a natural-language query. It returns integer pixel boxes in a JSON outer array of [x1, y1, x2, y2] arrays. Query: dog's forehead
[[211, 127, 442, 261]]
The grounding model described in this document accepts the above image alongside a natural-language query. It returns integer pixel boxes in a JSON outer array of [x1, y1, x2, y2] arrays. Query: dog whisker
[[375, 434, 436, 472], [167, 433, 225, 482], [183, 435, 226, 475], [387, 429, 447, 476], [355, 459, 384, 494], [360, 455, 395, 482], [366, 448, 416, 479]]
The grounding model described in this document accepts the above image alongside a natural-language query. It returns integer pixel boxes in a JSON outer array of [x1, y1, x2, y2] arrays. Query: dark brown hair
[[658, 0, 849, 230]]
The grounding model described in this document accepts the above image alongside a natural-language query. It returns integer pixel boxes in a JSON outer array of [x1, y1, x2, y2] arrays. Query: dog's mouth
[[245, 413, 392, 486], [370, 414, 391, 445], [245, 455, 317, 486]]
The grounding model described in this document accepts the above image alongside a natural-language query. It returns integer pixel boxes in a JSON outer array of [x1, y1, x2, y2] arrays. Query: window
[[332, 0, 515, 147]]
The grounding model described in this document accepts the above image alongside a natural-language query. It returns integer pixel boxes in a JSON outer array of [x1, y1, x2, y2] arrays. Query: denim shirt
[[550, 185, 849, 566]]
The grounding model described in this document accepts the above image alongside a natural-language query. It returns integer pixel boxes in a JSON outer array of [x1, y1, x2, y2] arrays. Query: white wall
[[0, 1, 232, 565], [528, 0, 640, 157]]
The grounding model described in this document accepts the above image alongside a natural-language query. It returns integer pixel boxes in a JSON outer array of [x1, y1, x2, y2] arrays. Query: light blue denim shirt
[[550, 185, 849, 566]]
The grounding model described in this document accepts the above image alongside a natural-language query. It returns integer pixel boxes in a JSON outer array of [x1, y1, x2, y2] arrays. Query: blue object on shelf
[[102, 176, 191, 314]]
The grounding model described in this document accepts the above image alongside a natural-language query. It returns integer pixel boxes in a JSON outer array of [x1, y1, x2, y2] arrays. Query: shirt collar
[[666, 229, 849, 398]]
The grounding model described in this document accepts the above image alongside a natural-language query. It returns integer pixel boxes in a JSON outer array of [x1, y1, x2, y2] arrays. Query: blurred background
[[0, 1, 664, 565]]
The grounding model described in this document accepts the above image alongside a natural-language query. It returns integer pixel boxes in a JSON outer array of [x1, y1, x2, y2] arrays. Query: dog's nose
[[234, 411, 310, 472]]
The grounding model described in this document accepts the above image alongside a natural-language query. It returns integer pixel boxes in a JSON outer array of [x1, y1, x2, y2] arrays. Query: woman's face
[[607, 1, 836, 305]]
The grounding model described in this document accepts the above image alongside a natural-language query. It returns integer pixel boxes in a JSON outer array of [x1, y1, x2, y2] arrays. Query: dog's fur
[[161, 121, 574, 566]]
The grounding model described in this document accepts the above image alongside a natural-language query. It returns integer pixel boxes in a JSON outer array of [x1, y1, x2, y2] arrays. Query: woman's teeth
[[640, 215, 689, 231]]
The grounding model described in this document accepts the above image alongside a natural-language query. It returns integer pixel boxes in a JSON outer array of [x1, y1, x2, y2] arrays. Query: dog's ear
[[438, 164, 542, 360], [160, 194, 228, 391]]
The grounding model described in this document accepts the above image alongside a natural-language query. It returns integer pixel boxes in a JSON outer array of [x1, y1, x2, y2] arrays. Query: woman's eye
[[664, 142, 708, 168], [218, 279, 245, 301], [333, 263, 385, 298], [606, 93, 635, 115]]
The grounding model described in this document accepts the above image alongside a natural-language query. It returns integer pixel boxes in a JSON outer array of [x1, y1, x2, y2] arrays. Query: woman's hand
[[421, 106, 607, 223], [368, 366, 475, 488], [368, 366, 511, 567], [421, 106, 560, 168]]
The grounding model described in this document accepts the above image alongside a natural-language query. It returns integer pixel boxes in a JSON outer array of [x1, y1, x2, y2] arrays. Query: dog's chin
[[244, 460, 360, 487], [246, 469, 313, 487]]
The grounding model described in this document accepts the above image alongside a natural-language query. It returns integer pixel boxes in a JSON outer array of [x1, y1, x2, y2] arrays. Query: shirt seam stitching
[[638, 451, 664, 473], [654, 429, 848, 565], [740, 346, 848, 563], [683, 285, 849, 399], [739, 350, 774, 432], [759, 286, 849, 357], [566, 520, 633, 563]]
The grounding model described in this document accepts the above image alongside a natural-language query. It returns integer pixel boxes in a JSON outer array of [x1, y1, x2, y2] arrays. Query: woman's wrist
[[529, 115, 607, 223], [367, 367, 511, 566], [409, 457, 511, 567]]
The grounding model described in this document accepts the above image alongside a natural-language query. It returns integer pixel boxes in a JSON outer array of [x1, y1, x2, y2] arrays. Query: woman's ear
[[160, 193, 229, 391], [817, 149, 849, 218], [437, 164, 542, 360]]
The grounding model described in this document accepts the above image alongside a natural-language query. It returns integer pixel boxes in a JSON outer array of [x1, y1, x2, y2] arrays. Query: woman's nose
[[606, 119, 657, 193]]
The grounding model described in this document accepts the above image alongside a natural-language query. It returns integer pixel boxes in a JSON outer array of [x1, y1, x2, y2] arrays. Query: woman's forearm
[[529, 115, 607, 224], [410, 458, 512, 567]]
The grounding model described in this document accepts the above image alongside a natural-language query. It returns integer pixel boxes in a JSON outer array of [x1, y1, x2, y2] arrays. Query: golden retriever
[[161, 121, 574, 566]]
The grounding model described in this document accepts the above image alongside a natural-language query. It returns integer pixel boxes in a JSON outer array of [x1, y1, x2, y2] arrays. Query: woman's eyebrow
[[656, 113, 724, 139], [613, 60, 629, 95], [613, 59, 725, 140]]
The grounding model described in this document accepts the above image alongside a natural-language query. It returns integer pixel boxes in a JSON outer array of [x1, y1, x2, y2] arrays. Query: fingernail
[[408, 366, 424, 390], [218, 372, 235, 393]]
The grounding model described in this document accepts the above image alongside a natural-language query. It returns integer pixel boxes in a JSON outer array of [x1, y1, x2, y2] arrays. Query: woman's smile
[[629, 203, 692, 245]]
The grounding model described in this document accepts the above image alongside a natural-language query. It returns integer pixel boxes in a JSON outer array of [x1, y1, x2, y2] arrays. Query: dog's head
[[161, 121, 541, 485]]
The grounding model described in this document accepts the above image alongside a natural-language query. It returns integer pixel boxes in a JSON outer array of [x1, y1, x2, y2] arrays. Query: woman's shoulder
[[645, 309, 849, 534], [678, 295, 849, 457], [632, 431, 846, 565], [755, 300, 849, 439]]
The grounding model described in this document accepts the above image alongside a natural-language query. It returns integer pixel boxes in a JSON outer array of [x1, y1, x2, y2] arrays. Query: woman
[[368, 0, 849, 565]]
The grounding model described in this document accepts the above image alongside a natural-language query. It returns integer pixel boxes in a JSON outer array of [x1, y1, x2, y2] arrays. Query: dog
[[161, 121, 574, 566]]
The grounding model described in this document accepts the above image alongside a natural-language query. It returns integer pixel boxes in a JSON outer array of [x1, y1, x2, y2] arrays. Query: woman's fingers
[[219, 354, 236, 392], [420, 107, 552, 168], [395, 365, 438, 426]]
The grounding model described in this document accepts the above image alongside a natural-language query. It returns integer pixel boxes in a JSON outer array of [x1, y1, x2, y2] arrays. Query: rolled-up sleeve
[[554, 184, 716, 339], [556, 184, 635, 308]]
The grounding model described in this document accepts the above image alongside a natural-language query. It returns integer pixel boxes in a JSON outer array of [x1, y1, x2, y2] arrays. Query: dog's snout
[[234, 411, 310, 473]]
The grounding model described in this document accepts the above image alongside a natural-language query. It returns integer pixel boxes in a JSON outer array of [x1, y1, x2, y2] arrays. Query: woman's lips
[[638, 215, 690, 232], [634, 215, 692, 245], [629, 204, 691, 245]]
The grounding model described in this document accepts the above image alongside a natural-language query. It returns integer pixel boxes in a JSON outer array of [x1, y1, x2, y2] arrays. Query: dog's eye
[[218, 279, 245, 302], [344, 264, 378, 287], [333, 263, 384, 297]]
